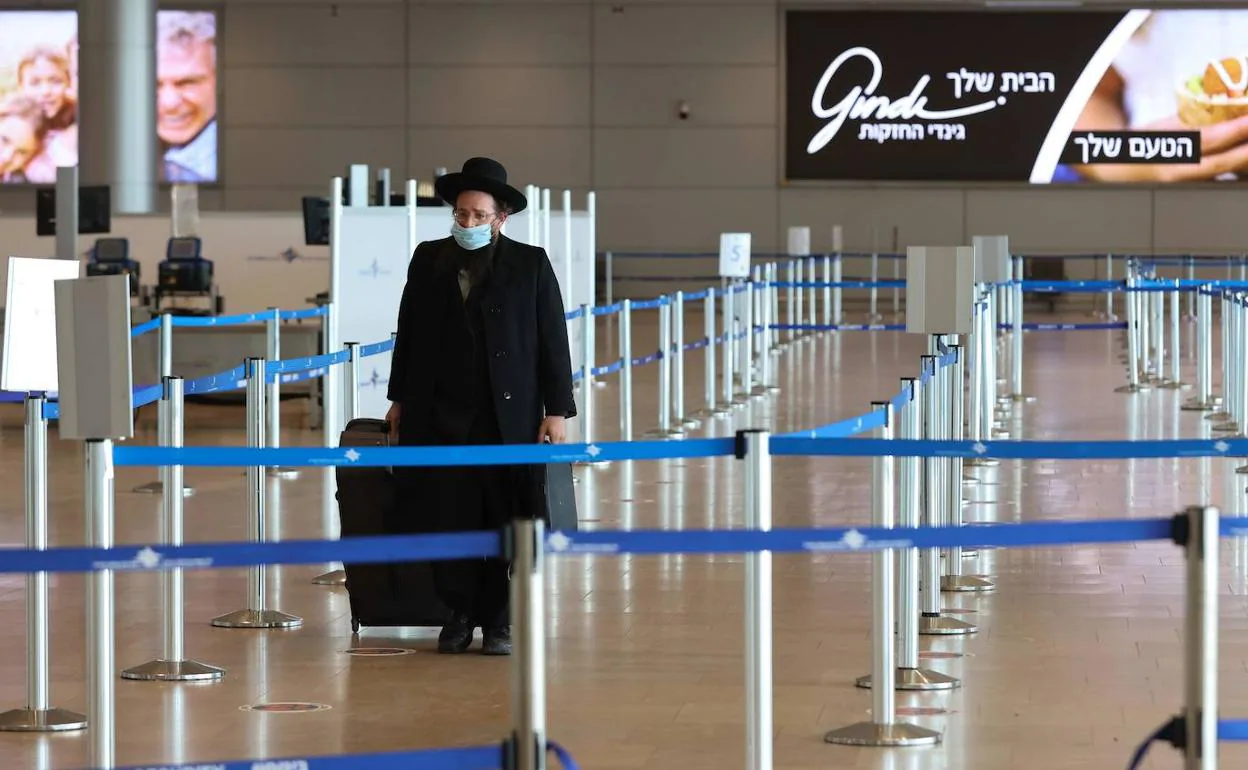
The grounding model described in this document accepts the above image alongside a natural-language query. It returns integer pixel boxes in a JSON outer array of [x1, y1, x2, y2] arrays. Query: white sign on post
[[905, 246, 974, 335], [1, 256, 81, 393], [787, 226, 811, 257], [972, 235, 1010, 285], [719, 233, 752, 279]]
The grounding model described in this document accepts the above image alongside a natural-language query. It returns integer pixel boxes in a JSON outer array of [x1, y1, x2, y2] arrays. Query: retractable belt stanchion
[[827, 404, 941, 748], [1184, 505, 1219, 770], [832, 253, 844, 328], [648, 299, 680, 438], [620, 300, 634, 441], [579, 304, 596, 445], [758, 268, 778, 394], [1183, 288, 1219, 411], [785, 262, 796, 345], [266, 307, 299, 479], [1118, 273, 1149, 394], [867, 252, 881, 322], [1163, 279, 1189, 390], [795, 260, 806, 341], [673, 291, 698, 428], [942, 343, 994, 593], [509, 517, 547, 770], [122, 377, 225, 682], [919, 350, 977, 637], [822, 254, 833, 329], [135, 313, 191, 495], [739, 429, 774, 769], [1009, 264, 1033, 403], [722, 285, 737, 411], [736, 283, 755, 404], [212, 357, 303, 629], [1213, 296, 1240, 434], [1209, 292, 1233, 424], [312, 338, 349, 586], [768, 263, 781, 353], [0, 395, 87, 732], [858, 383, 959, 693], [86, 438, 115, 769], [702, 290, 720, 418]]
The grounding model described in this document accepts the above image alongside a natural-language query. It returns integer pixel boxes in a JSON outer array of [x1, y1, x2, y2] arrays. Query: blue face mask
[[452, 222, 493, 251]]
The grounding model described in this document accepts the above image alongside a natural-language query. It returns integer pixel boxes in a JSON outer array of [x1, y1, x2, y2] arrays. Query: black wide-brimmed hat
[[434, 157, 527, 214]]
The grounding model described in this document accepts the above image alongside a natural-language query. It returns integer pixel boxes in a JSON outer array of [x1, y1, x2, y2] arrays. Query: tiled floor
[[0, 307, 1245, 769]]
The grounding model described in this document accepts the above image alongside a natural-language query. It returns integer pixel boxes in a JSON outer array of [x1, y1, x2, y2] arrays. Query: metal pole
[[266, 308, 298, 479], [942, 344, 994, 593], [760, 271, 777, 394], [1164, 280, 1187, 389], [738, 282, 755, 402], [1105, 254, 1116, 320], [134, 313, 186, 495], [832, 254, 843, 328], [673, 292, 696, 428], [345, 342, 361, 423], [786, 262, 796, 343], [858, 381, 958, 692], [795, 259, 805, 340], [1184, 505, 1219, 770], [741, 429, 774, 769], [0, 396, 87, 732], [705, 291, 719, 416], [605, 251, 614, 306], [86, 438, 115, 769], [868, 252, 880, 321], [212, 358, 302, 630], [649, 299, 677, 437], [822, 254, 832, 328], [510, 517, 547, 770], [919, 351, 977, 637], [1117, 274, 1148, 394], [580, 304, 595, 444], [769, 263, 781, 351], [1185, 289, 1218, 410], [827, 405, 942, 747], [723, 285, 737, 409], [1010, 268, 1031, 402], [122, 378, 225, 682], [313, 305, 347, 587], [620, 300, 633, 441]]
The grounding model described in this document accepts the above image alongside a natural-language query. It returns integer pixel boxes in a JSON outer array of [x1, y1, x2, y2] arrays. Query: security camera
[[678, 100, 690, 121]]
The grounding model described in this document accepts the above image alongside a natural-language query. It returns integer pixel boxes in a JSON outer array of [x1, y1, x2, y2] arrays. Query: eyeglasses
[[452, 208, 499, 226]]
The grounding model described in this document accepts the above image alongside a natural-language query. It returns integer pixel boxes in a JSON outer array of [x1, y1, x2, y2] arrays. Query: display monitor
[[0, 9, 218, 185], [34, 184, 111, 236]]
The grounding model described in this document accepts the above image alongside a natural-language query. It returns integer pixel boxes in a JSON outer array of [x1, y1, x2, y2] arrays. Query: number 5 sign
[[718, 232, 752, 279]]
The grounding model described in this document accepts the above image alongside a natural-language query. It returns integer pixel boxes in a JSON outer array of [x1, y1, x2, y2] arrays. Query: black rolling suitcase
[[336, 418, 451, 633]]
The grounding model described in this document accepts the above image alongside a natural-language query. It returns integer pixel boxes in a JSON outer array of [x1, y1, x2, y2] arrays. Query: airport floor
[[2, 307, 1247, 769]]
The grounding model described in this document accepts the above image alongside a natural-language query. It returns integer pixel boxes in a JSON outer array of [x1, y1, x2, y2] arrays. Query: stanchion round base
[[131, 481, 195, 497], [1181, 399, 1220, 412], [0, 707, 87, 732], [1114, 383, 1151, 393], [592, 380, 608, 389], [312, 569, 346, 586], [210, 609, 303, 629], [1234, 464, 1248, 475], [266, 467, 301, 479], [680, 417, 701, 429], [855, 667, 960, 691], [1158, 381, 1191, 391], [1009, 393, 1035, 404], [644, 428, 685, 439], [824, 721, 942, 747], [919, 614, 977, 636], [941, 575, 995, 593], [120, 658, 226, 682], [1212, 421, 1241, 434], [965, 457, 999, 468]]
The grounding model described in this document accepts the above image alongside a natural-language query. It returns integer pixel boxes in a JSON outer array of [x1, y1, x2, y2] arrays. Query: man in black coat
[[385, 157, 576, 656]]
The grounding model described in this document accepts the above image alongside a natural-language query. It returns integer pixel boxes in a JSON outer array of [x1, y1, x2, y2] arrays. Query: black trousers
[[398, 405, 516, 629]]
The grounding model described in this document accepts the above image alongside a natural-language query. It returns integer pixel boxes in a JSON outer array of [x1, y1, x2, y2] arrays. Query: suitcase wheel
[[351, 618, 360, 635]]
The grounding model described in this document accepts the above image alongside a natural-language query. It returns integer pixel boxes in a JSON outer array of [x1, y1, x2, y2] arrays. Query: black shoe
[[438, 614, 475, 654], [482, 626, 512, 656]]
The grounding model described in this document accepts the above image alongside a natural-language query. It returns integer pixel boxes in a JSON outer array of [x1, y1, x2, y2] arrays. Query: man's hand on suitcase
[[537, 415, 566, 444], [385, 403, 400, 443]]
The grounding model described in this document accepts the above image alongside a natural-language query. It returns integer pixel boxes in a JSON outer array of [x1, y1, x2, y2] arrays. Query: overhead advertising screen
[[0, 9, 218, 186], [785, 9, 1248, 184]]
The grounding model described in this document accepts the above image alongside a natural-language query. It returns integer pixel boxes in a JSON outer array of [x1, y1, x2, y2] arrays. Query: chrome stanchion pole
[[266, 307, 299, 479], [858, 384, 959, 692], [647, 298, 679, 437], [1184, 289, 1219, 410], [212, 358, 302, 629], [768, 263, 781, 352], [1209, 292, 1232, 423], [723, 285, 738, 410], [345, 342, 361, 422], [808, 258, 819, 331], [134, 313, 185, 494], [673, 292, 697, 428], [1105, 254, 1117, 320], [122, 377, 225, 682], [0, 396, 87, 732], [786, 262, 796, 344], [740, 429, 774, 769], [579, 304, 596, 443], [832, 254, 844, 328], [86, 438, 115, 769], [1163, 280, 1189, 390], [919, 350, 977, 637], [620, 300, 634, 440], [736, 283, 755, 404], [867, 252, 881, 322], [704, 290, 720, 417], [510, 517, 547, 770], [822, 253, 832, 329], [942, 343, 994, 593], [1010, 267, 1032, 403], [1117, 275, 1149, 394], [760, 272, 778, 394], [794, 259, 805, 341], [1183, 504, 1219, 770], [827, 405, 942, 747]]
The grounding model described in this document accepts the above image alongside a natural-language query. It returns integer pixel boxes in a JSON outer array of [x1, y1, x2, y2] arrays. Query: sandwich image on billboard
[[784, 8, 1248, 183]]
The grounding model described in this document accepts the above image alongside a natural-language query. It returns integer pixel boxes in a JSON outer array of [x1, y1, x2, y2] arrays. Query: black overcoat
[[387, 234, 577, 526]]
